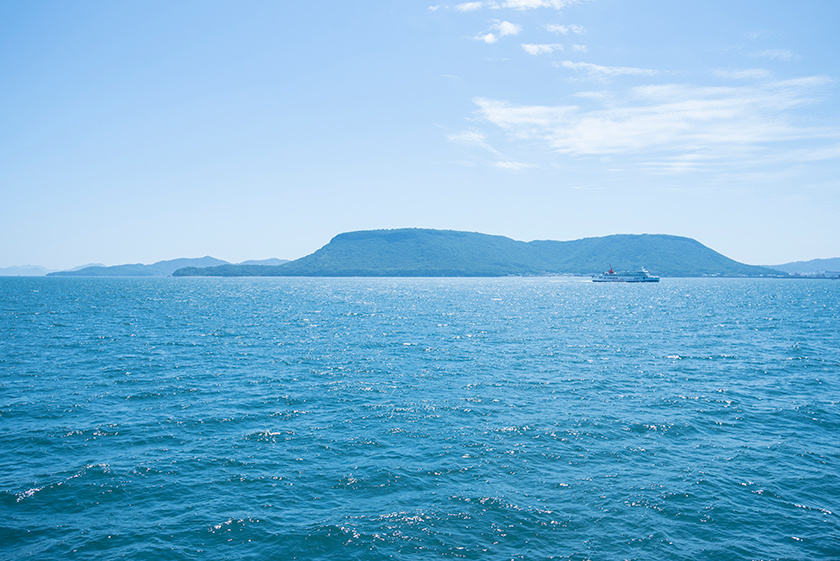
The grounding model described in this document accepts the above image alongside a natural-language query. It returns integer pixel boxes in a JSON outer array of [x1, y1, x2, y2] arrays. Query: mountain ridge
[[47, 257, 288, 277], [768, 257, 840, 275], [173, 229, 783, 278]]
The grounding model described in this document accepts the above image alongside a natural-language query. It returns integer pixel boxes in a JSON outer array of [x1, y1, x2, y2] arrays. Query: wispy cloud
[[713, 68, 772, 80], [751, 48, 798, 62], [522, 43, 563, 55], [454, 1, 484, 11], [447, 128, 532, 170], [453, 0, 582, 10], [560, 60, 659, 77], [447, 129, 503, 156], [468, 76, 838, 171], [573, 90, 607, 99], [745, 30, 772, 40], [442, 0, 837, 179], [475, 20, 521, 43], [501, 0, 581, 8], [545, 23, 585, 35], [495, 160, 535, 170]]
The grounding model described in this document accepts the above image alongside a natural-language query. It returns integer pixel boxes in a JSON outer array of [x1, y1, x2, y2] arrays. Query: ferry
[[592, 266, 659, 283]]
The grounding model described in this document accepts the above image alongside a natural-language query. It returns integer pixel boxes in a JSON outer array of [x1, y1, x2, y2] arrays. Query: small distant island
[[769, 257, 840, 278], [47, 257, 288, 277], [172, 229, 784, 278]]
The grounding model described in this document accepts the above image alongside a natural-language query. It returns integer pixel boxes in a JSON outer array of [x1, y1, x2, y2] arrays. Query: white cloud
[[469, 77, 838, 170], [746, 30, 772, 40], [475, 20, 521, 43], [455, 1, 484, 11], [522, 43, 563, 55], [495, 160, 535, 170], [789, 142, 840, 162], [545, 24, 585, 34], [573, 90, 607, 99], [561, 60, 658, 77], [448, 129, 489, 146], [751, 49, 798, 62], [572, 44, 587, 52], [453, 0, 582, 10], [447, 129, 504, 157], [713, 68, 772, 80], [447, 128, 532, 170], [501, 0, 581, 9], [496, 20, 521, 35]]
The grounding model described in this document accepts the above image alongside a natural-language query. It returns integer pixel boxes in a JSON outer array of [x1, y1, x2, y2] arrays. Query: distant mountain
[[173, 229, 783, 278], [769, 257, 840, 275], [237, 258, 289, 266], [68, 263, 106, 271], [0, 265, 54, 277], [48, 257, 230, 277]]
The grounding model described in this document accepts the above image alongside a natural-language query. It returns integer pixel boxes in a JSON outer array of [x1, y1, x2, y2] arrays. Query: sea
[[1, 276, 838, 560]]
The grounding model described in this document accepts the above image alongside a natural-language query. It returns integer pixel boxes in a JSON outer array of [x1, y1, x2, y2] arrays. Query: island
[[172, 229, 784, 278]]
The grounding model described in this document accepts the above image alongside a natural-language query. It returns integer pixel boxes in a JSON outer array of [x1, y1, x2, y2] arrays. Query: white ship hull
[[592, 267, 659, 283]]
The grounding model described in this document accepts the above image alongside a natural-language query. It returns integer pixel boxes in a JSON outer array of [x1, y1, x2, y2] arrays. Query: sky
[[2, 0, 839, 269]]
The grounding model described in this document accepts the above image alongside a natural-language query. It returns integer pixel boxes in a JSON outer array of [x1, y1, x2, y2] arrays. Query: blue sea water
[[1, 277, 838, 560]]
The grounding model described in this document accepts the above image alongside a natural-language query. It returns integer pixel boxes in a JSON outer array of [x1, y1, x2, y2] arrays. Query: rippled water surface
[[1, 277, 839, 560]]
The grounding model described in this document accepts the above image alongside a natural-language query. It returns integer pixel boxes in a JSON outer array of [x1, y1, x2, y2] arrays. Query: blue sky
[[2, 0, 838, 269]]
